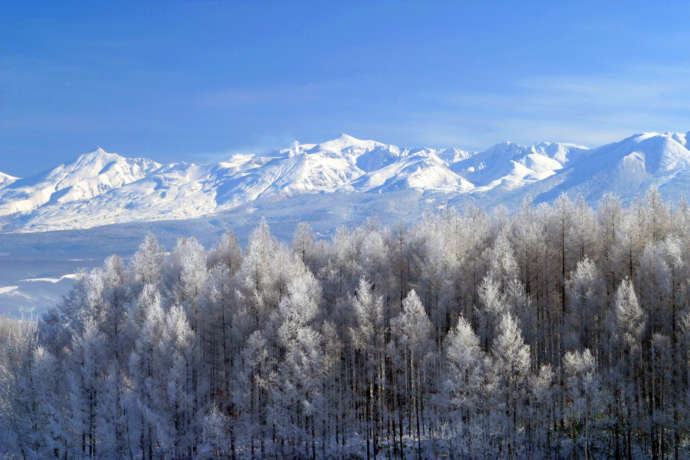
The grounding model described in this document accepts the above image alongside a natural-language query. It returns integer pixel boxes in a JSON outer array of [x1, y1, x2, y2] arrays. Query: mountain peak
[[337, 133, 358, 141], [315, 133, 384, 153], [622, 131, 687, 144], [0, 171, 19, 187], [69, 148, 162, 173], [1, 131, 690, 232], [74, 147, 122, 165]]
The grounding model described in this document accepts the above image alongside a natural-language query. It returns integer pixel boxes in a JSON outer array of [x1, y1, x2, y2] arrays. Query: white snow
[[530, 131, 690, 204], [453, 141, 588, 192], [0, 132, 689, 233], [355, 151, 474, 193], [0, 148, 160, 218], [21, 273, 82, 284], [0, 171, 19, 188]]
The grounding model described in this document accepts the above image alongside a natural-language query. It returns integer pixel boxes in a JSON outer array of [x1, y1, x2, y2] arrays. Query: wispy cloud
[[414, 65, 690, 149]]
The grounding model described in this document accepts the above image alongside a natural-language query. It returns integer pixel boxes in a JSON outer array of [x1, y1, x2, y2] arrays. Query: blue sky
[[2, 1, 690, 176]]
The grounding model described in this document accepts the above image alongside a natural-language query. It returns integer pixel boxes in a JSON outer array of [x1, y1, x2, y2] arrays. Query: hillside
[[2, 132, 689, 233]]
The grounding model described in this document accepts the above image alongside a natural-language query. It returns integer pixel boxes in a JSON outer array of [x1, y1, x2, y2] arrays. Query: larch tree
[[491, 312, 531, 458], [439, 315, 484, 456], [391, 289, 434, 458], [2, 196, 690, 459]]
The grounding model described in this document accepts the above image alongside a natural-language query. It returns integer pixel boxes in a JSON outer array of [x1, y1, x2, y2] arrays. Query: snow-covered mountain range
[[1, 131, 689, 233]]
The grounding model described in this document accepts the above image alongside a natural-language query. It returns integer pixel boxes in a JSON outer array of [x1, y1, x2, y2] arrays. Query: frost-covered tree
[[2, 196, 690, 459], [491, 312, 531, 457], [439, 316, 484, 455], [132, 233, 165, 286], [207, 228, 243, 273], [273, 269, 325, 457], [563, 349, 605, 458], [565, 258, 606, 353], [608, 279, 646, 459], [391, 290, 434, 457]]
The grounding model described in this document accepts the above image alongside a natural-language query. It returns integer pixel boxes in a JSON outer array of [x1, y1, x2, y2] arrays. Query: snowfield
[[1, 131, 688, 234], [1, 131, 690, 316]]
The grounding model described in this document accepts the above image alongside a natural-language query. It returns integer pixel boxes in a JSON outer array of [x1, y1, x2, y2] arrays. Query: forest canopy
[[1, 190, 689, 459]]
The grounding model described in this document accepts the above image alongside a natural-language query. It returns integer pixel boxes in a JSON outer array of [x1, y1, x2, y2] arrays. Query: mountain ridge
[[1, 131, 688, 233]]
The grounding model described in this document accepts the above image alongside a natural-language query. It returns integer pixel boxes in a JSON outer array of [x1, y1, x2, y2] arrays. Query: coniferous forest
[[1, 191, 689, 460]]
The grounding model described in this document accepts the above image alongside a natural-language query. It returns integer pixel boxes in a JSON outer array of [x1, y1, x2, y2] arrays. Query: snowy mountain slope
[[532, 132, 690, 204], [0, 134, 457, 232], [451, 141, 589, 191], [0, 171, 18, 188], [12, 162, 222, 232], [437, 147, 473, 164], [354, 149, 474, 193], [0, 148, 161, 217], [201, 135, 395, 205], [0, 132, 689, 233], [267, 134, 402, 194]]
